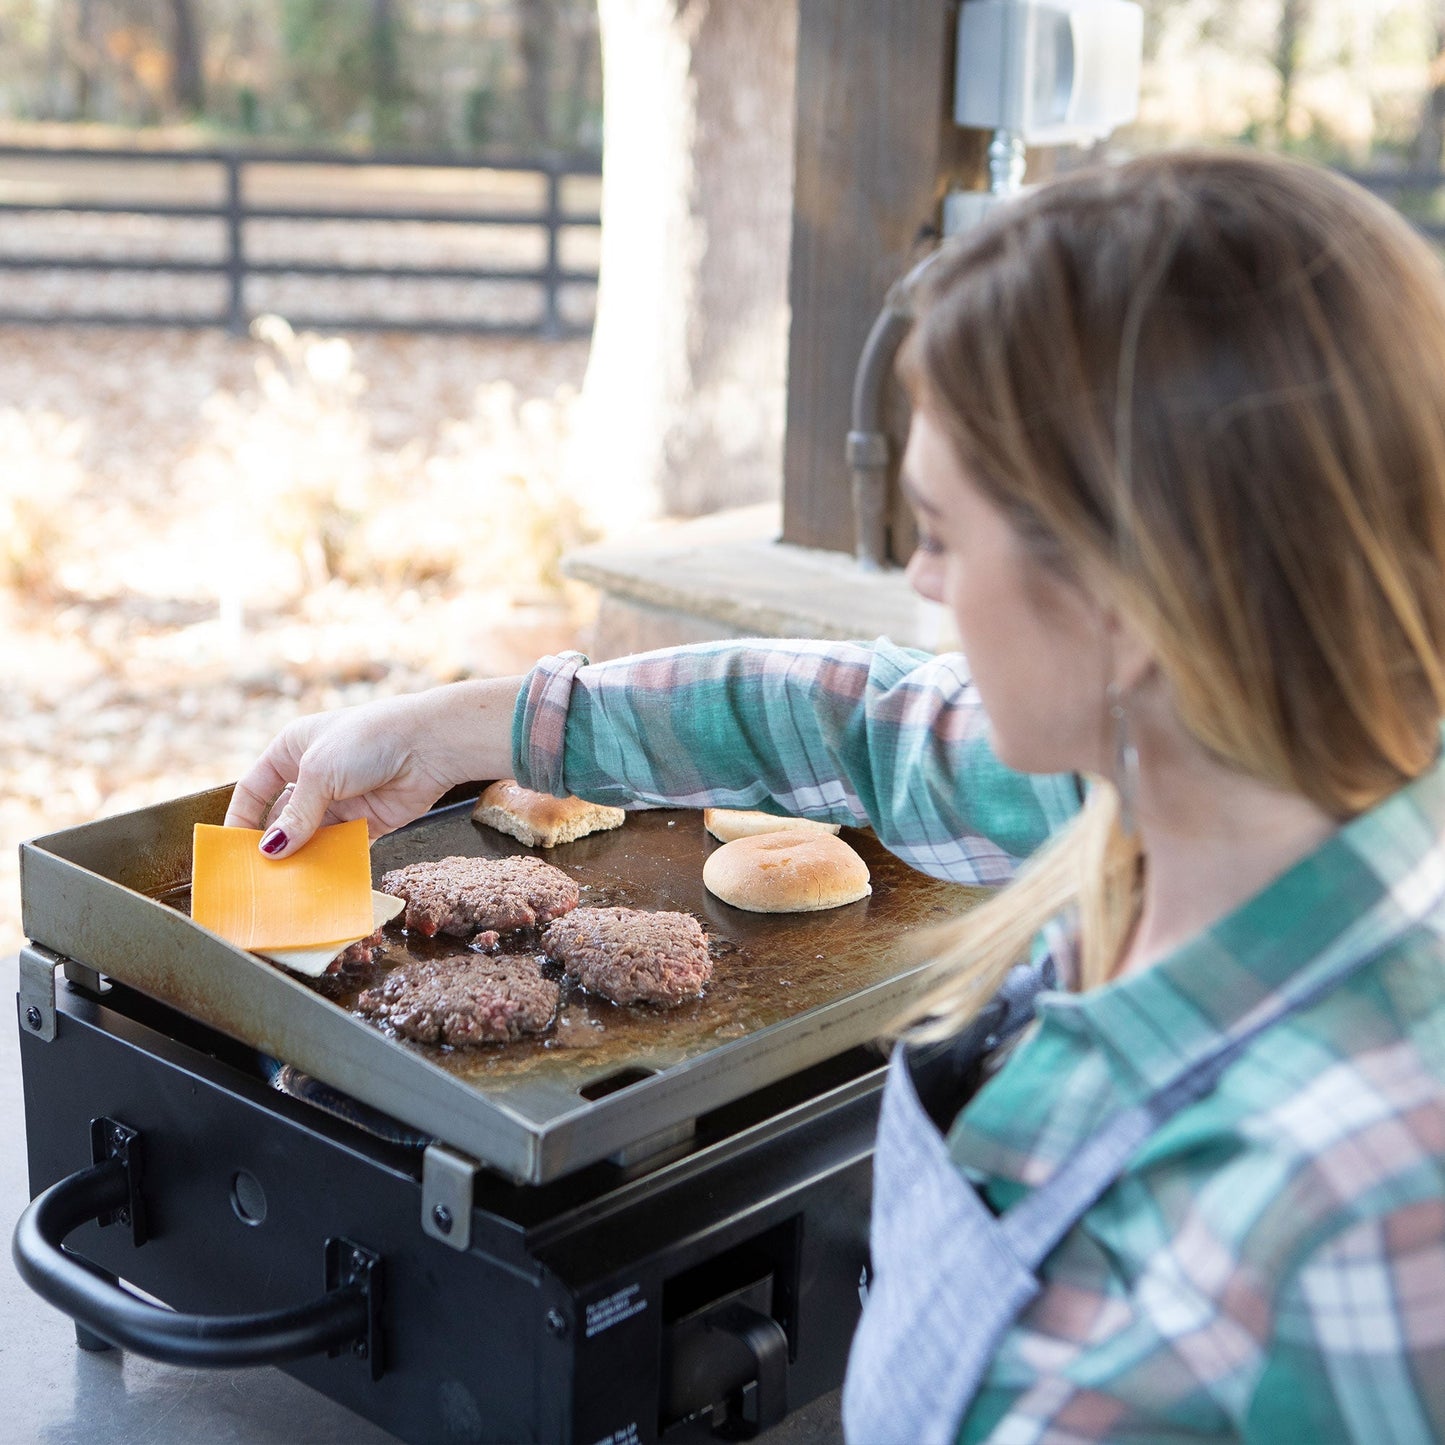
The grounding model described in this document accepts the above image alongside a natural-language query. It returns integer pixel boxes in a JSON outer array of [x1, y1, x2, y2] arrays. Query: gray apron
[[841, 940, 1399, 1445]]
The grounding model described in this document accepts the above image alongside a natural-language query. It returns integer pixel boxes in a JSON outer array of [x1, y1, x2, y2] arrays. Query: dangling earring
[[1107, 682, 1141, 836]]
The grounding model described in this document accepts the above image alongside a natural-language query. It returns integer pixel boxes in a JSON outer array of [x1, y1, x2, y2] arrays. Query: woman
[[228, 151, 1445, 1440]]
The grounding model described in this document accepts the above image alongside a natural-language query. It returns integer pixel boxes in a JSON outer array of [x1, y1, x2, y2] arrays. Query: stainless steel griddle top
[[21, 786, 986, 1182]]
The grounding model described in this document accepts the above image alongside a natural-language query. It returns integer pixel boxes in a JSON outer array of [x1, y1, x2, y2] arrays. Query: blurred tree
[[277, 0, 411, 144], [2, 0, 602, 150], [1273, 0, 1313, 140], [280, 0, 373, 137], [517, 0, 555, 146], [559, 5, 599, 144], [1198, 0, 1248, 47], [370, 0, 402, 144], [167, 0, 204, 112], [73, 0, 98, 115], [1414, 0, 1445, 168], [571, 0, 797, 520]]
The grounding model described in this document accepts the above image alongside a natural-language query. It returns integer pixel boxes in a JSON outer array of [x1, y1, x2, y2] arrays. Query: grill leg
[[76, 1321, 114, 1352]]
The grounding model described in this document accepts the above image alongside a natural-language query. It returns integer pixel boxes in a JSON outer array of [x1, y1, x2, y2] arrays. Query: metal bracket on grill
[[18, 944, 60, 1042], [421, 1142, 479, 1252], [324, 1239, 385, 1381], [89, 1117, 148, 1248], [62, 957, 105, 994]]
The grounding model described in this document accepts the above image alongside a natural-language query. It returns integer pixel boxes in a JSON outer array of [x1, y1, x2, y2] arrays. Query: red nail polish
[[260, 828, 288, 856]]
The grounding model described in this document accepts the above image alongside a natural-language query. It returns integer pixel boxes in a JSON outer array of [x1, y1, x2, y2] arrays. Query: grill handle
[[12, 1156, 382, 1375]]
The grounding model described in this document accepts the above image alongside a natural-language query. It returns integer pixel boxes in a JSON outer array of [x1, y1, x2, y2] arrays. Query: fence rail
[[0, 142, 602, 335]]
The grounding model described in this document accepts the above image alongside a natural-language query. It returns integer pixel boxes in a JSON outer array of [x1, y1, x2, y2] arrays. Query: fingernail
[[260, 828, 288, 856]]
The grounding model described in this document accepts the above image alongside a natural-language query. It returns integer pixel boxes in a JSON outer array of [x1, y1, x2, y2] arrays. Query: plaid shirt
[[514, 641, 1445, 1443], [514, 640, 1079, 881]]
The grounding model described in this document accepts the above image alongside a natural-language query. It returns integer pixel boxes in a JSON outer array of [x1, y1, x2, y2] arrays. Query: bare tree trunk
[[571, 0, 798, 524], [43, 1, 68, 119], [371, 0, 402, 144], [561, 10, 599, 146], [1415, 0, 1445, 171], [168, 0, 205, 114], [1272, 0, 1310, 142], [517, 0, 556, 147], [74, 0, 98, 117]]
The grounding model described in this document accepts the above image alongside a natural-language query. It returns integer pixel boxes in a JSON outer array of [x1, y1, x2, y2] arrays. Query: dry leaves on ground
[[1, 322, 596, 956]]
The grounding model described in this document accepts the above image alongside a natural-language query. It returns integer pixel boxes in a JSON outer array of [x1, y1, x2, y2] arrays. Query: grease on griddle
[[158, 810, 989, 1090]]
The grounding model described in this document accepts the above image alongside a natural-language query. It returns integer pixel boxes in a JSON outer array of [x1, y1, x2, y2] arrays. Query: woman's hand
[[223, 677, 524, 857]]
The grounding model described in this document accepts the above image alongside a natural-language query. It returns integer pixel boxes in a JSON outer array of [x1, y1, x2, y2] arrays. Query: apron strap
[[999, 1063, 1219, 1265]]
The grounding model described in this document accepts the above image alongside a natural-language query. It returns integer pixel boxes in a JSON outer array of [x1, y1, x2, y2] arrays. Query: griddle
[[20, 784, 986, 1185]]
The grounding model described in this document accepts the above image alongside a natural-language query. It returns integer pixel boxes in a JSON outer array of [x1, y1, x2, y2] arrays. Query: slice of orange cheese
[[259, 891, 405, 978], [191, 819, 374, 951]]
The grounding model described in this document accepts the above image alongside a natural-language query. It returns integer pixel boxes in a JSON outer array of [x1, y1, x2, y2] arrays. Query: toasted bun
[[473, 780, 626, 849], [703, 831, 871, 913], [702, 807, 842, 843]]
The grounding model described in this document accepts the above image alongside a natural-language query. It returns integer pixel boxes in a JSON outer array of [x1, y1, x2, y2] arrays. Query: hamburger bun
[[473, 780, 626, 849], [702, 807, 841, 843], [703, 831, 871, 913]]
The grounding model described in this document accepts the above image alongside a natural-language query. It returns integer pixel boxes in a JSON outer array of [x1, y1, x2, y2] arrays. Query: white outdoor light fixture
[[945, 0, 1143, 230], [956, 0, 1144, 147], [850, 0, 1146, 566]]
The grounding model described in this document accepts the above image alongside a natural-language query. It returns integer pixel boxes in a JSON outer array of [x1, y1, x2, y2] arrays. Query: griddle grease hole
[[579, 1065, 657, 1100]]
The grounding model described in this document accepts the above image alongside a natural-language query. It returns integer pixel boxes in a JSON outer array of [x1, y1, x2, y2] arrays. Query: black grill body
[[18, 976, 878, 1445]]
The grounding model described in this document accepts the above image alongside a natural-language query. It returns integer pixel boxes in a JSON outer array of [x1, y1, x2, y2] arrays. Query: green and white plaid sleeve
[[512, 638, 1081, 884]]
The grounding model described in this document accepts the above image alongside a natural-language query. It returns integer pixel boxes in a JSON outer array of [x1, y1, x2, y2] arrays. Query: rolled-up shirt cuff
[[512, 650, 589, 796]]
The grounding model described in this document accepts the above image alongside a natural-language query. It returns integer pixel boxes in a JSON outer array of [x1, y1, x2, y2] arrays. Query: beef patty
[[357, 954, 560, 1045], [379, 854, 579, 938], [332, 928, 384, 972], [541, 906, 712, 1007], [308, 928, 388, 996]]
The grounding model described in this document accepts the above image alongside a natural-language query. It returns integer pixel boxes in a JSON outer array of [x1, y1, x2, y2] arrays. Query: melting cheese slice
[[191, 819, 374, 950], [258, 892, 405, 978]]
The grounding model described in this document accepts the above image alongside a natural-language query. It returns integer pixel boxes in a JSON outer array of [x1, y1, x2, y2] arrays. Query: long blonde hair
[[904, 149, 1445, 1037]]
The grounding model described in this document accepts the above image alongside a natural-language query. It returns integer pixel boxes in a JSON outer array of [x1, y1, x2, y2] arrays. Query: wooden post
[[781, 0, 986, 561]]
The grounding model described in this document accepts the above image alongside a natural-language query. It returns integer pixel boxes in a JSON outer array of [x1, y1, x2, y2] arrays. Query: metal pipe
[[987, 127, 1027, 196], [846, 247, 949, 569], [847, 307, 912, 570]]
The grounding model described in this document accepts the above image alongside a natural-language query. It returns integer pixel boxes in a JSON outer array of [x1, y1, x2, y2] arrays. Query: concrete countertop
[[563, 503, 956, 659]]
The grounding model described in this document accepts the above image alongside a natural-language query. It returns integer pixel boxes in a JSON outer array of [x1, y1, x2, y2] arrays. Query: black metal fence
[[0, 142, 602, 335]]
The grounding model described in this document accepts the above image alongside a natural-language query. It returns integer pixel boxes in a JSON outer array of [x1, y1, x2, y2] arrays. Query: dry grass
[[1, 322, 595, 956]]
